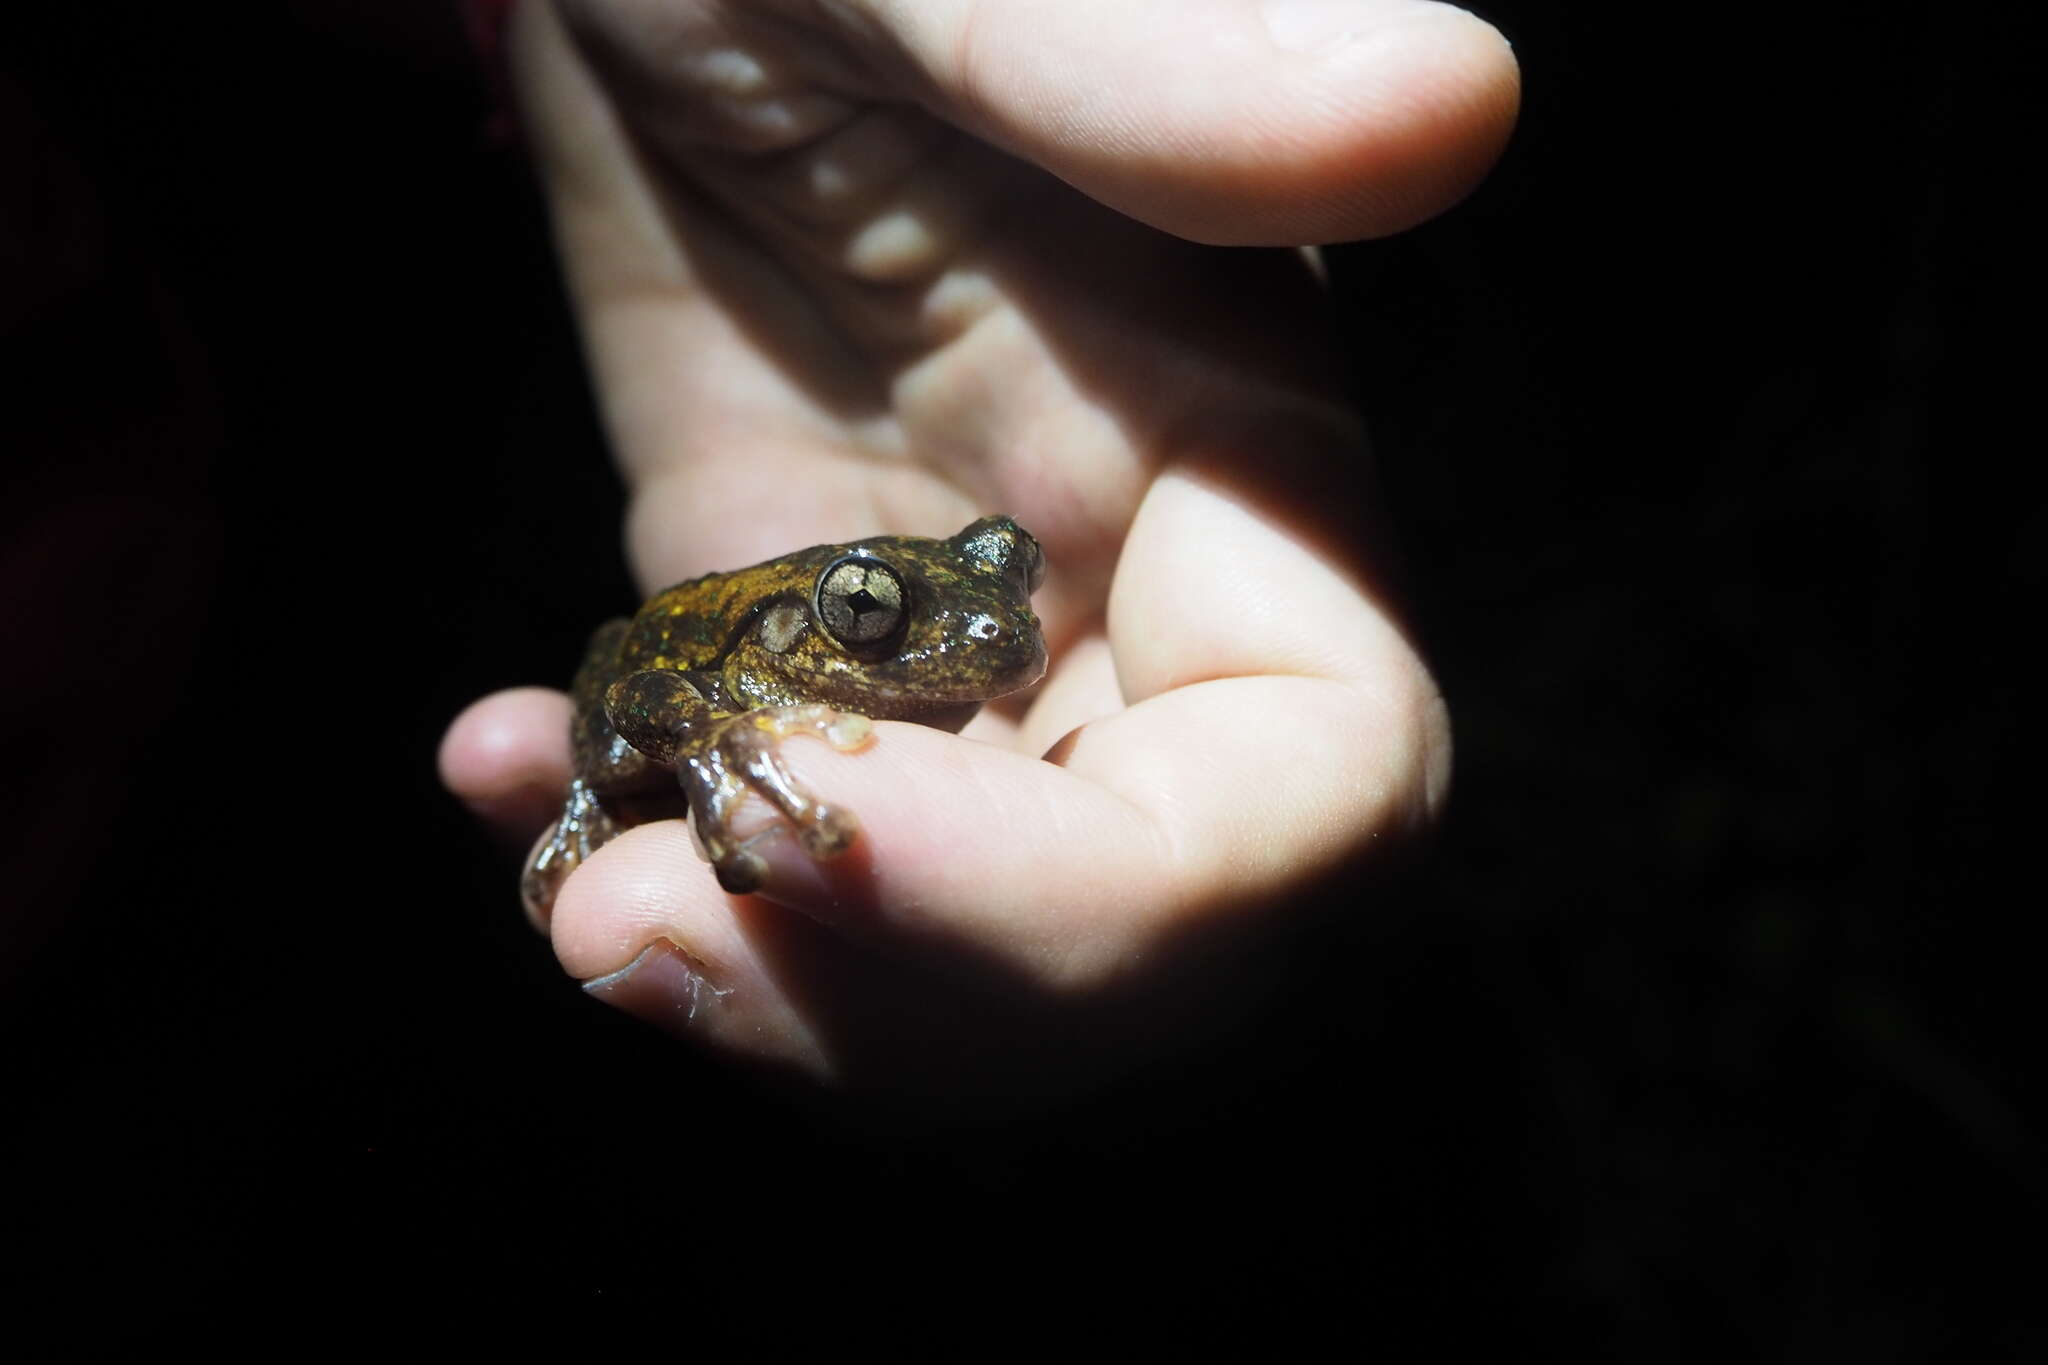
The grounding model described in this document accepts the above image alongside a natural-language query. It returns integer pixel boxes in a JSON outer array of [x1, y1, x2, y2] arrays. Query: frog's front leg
[[606, 670, 875, 895]]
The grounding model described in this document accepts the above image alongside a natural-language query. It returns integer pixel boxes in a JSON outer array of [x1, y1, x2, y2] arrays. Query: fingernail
[[581, 938, 730, 1028], [1262, 0, 1374, 52]]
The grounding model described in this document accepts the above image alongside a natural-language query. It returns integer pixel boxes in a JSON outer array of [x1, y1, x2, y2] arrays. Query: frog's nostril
[[968, 615, 1002, 642]]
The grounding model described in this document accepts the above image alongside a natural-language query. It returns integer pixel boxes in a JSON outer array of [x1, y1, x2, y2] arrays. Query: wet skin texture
[[523, 516, 1046, 915]]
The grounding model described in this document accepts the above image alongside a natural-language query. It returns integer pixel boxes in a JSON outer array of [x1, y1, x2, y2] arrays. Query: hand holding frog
[[521, 515, 1048, 910], [440, 0, 1517, 1091]]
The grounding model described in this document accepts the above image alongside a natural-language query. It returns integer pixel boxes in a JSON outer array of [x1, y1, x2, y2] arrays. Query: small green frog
[[523, 515, 1046, 916]]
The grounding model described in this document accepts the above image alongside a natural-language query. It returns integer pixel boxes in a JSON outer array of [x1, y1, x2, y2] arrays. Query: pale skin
[[440, 0, 1518, 1091]]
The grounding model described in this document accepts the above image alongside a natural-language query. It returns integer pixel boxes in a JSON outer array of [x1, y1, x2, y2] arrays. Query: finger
[[1108, 458, 1416, 706], [740, 472, 1446, 973], [511, 0, 1114, 657], [1012, 632, 1121, 759], [557, 649, 1433, 1076], [511, 0, 970, 584], [809, 0, 1520, 244], [439, 687, 576, 837], [553, 821, 838, 1077], [560, 818, 1129, 1092]]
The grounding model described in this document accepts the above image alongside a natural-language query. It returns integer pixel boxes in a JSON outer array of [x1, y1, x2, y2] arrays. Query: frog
[[522, 515, 1047, 919]]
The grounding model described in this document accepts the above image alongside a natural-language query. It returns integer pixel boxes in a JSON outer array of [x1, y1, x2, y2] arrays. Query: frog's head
[[733, 516, 1047, 728]]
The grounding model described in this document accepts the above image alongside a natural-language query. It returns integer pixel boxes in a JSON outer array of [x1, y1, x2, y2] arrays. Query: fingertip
[[1115, 1, 1524, 244], [878, 0, 1520, 244], [439, 687, 575, 833], [548, 820, 709, 979], [550, 821, 836, 1075], [1298, 1, 1522, 240]]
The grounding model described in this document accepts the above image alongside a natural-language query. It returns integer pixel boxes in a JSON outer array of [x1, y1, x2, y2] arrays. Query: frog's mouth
[[859, 656, 1046, 716], [852, 626, 1047, 720]]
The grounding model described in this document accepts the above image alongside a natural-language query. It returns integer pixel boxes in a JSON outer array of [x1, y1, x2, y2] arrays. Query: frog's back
[[616, 555, 823, 673]]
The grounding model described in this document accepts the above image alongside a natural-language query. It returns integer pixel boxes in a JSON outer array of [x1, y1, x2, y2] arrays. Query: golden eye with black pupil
[[815, 555, 907, 648]]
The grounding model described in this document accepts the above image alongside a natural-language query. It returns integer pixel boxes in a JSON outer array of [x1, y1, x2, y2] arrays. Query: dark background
[[5, 0, 2037, 1347]]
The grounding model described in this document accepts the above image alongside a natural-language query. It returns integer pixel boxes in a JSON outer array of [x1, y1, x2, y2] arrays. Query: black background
[[5, 0, 2038, 1347]]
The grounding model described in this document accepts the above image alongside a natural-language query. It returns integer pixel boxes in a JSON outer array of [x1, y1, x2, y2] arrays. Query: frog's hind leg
[[521, 619, 663, 928], [521, 777, 624, 928]]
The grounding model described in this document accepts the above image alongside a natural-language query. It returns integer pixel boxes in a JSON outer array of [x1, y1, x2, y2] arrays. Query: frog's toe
[[695, 801, 855, 895], [821, 712, 872, 751], [521, 820, 572, 926], [795, 803, 860, 860], [712, 846, 771, 896], [752, 702, 874, 753]]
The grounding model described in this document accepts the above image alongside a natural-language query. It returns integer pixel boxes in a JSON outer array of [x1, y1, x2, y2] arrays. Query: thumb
[[556, 0, 1519, 246], [834, 0, 1519, 244]]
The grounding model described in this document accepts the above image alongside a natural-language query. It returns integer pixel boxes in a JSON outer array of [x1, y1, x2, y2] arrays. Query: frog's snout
[[964, 611, 1047, 686]]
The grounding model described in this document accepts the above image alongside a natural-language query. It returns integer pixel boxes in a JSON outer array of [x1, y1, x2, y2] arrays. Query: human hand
[[440, 0, 1516, 1094]]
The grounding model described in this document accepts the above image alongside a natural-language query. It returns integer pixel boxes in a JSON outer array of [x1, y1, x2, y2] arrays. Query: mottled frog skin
[[523, 515, 1046, 916]]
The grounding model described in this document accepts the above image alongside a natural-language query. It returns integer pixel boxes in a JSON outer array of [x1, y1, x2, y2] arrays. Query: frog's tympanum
[[523, 516, 1046, 916]]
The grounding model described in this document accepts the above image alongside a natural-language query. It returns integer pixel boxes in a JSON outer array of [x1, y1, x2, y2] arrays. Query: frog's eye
[[815, 554, 907, 649]]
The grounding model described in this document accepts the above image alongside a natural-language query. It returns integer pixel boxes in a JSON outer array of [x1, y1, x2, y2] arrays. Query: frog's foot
[[681, 704, 875, 895], [521, 777, 623, 927]]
